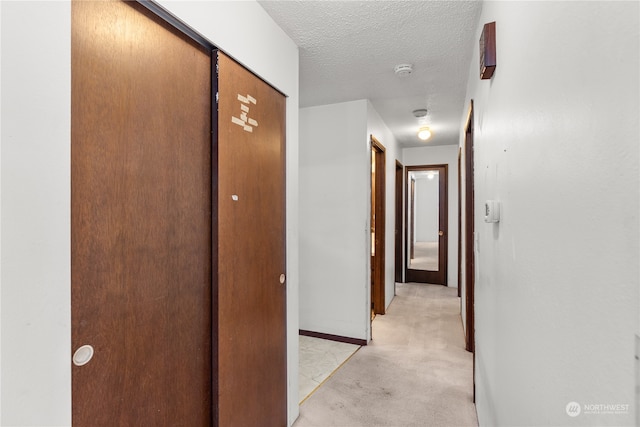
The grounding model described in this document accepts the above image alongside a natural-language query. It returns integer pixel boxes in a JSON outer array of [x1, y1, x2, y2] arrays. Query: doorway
[[405, 165, 448, 285], [395, 161, 404, 284], [371, 136, 386, 316]]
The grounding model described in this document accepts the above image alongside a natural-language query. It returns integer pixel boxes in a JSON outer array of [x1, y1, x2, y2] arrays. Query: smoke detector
[[412, 109, 428, 118], [394, 64, 413, 77]]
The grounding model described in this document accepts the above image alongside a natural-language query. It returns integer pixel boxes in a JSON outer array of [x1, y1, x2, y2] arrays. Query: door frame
[[464, 101, 475, 355], [371, 136, 386, 315], [457, 148, 462, 298], [394, 160, 404, 284], [463, 100, 476, 403], [405, 164, 448, 285]]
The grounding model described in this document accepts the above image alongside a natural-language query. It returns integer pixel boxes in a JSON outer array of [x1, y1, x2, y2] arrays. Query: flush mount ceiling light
[[418, 126, 432, 141], [394, 64, 413, 77]]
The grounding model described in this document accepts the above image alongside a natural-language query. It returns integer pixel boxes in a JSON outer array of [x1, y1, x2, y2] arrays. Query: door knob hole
[[73, 345, 94, 366]]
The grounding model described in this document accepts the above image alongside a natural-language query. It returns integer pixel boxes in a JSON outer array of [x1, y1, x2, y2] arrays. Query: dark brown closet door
[[216, 52, 287, 427], [71, 1, 212, 425]]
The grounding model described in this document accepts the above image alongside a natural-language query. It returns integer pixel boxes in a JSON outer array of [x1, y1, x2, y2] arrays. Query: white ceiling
[[258, 0, 483, 148]]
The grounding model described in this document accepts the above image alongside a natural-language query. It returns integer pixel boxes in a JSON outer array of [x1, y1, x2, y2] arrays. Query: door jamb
[[464, 101, 475, 354], [457, 148, 462, 298], [371, 136, 386, 315], [394, 160, 404, 285], [463, 100, 476, 402]]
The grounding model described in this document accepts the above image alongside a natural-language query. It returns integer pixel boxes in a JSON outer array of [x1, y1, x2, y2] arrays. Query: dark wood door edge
[[464, 100, 475, 355], [371, 136, 386, 315], [395, 160, 404, 284], [463, 100, 476, 404]]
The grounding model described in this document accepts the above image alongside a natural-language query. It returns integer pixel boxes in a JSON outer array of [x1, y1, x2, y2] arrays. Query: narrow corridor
[[294, 283, 477, 426]]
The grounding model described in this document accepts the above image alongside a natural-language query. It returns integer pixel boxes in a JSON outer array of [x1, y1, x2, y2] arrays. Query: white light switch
[[484, 200, 500, 223]]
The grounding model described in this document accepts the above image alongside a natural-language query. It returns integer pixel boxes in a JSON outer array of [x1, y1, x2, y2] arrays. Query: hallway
[[294, 283, 477, 427]]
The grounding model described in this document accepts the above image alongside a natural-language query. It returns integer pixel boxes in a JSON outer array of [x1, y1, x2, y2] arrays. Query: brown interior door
[[395, 161, 404, 284], [71, 1, 212, 425], [216, 52, 287, 427], [405, 165, 448, 285]]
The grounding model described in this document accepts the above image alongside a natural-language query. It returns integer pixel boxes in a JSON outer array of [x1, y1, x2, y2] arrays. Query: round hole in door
[[73, 344, 94, 366]]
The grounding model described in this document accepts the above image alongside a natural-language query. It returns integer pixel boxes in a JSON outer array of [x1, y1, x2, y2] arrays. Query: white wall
[[1, 3, 71, 425], [298, 100, 401, 342], [1, 1, 300, 425], [461, 2, 639, 426], [299, 100, 370, 341], [367, 101, 402, 310], [403, 145, 459, 287]]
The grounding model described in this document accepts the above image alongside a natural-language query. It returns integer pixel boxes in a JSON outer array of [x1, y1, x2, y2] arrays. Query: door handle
[[439, 230, 444, 236], [279, 273, 286, 285]]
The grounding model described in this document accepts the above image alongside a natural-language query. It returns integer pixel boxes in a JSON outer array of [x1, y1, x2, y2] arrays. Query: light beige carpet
[[409, 241, 438, 271], [293, 283, 478, 427]]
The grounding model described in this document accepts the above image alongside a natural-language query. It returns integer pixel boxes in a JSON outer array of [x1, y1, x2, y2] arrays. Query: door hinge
[[215, 92, 219, 104]]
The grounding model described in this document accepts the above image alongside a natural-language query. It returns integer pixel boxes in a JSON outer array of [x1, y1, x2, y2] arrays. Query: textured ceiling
[[258, 0, 482, 147]]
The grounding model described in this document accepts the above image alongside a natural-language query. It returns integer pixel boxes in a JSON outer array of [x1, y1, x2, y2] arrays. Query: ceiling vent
[[394, 64, 413, 77]]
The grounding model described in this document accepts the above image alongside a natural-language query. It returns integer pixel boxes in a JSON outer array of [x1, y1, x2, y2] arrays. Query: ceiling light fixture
[[418, 126, 432, 141], [394, 64, 413, 77]]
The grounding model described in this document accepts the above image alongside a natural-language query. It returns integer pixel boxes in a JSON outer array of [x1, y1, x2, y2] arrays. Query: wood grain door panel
[[216, 52, 287, 427], [71, 1, 212, 424]]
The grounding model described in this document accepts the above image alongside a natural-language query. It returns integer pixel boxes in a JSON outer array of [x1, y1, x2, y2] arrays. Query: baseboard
[[299, 329, 367, 346]]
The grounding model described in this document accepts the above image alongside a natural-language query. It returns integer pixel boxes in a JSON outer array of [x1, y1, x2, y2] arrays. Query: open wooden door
[[216, 52, 287, 427], [405, 165, 448, 285], [71, 1, 212, 424]]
